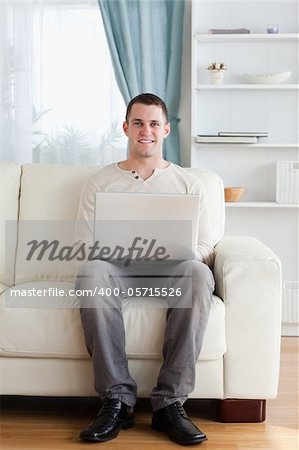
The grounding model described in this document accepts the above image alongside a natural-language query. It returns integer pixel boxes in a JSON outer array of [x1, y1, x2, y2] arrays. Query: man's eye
[[152, 123, 160, 127], [133, 122, 142, 126]]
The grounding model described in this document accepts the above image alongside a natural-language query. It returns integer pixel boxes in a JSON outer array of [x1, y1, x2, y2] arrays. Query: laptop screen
[[93, 192, 200, 264]]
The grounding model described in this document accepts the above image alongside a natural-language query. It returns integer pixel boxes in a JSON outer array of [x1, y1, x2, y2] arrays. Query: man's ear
[[123, 121, 128, 136], [164, 122, 171, 138]]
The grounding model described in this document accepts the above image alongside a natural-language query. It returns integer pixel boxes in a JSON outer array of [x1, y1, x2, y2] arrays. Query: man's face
[[123, 103, 170, 159]]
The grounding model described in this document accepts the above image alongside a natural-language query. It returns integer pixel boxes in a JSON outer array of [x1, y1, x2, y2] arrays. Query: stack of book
[[208, 28, 250, 34], [195, 131, 268, 144]]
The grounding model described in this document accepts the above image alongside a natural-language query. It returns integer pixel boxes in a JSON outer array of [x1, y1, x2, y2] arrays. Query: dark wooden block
[[217, 399, 266, 423]]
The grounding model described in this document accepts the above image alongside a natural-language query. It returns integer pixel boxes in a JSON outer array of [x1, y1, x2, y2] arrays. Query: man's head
[[125, 93, 168, 123], [123, 93, 170, 160]]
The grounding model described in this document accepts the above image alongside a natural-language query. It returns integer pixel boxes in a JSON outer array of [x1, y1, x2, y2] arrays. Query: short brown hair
[[125, 93, 168, 122]]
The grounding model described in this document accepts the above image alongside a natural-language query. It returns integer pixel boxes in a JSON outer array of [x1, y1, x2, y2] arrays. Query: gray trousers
[[76, 259, 214, 411]]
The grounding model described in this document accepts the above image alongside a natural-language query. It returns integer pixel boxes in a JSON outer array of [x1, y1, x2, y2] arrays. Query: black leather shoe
[[80, 399, 134, 442], [152, 401, 207, 445]]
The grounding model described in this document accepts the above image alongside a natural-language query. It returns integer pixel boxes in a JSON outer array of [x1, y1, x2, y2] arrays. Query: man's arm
[[190, 178, 215, 268]]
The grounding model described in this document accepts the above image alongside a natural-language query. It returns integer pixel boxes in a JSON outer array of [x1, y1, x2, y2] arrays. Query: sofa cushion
[[0, 284, 8, 296], [15, 164, 224, 284], [188, 168, 224, 246], [0, 162, 21, 286], [0, 281, 226, 361], [15, 164, 98, 284]]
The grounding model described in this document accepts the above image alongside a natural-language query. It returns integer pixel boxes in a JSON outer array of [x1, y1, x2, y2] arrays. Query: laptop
[[94, 192, 200, 264]]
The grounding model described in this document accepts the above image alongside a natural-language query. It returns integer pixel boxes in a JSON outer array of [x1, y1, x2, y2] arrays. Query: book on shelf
[[196, 135, 258, 144], [208, 28, 250, 34], [218, 131, 268, 138]]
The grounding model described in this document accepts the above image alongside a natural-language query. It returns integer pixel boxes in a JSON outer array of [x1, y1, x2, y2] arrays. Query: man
[[74, 93, 215, 445]]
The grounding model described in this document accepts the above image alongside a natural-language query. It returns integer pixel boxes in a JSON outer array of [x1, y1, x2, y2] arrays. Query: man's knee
[[181, 261, 214, 312], [191, 261, 214, 289], [77, 259, 113, 280], [179, 260, 214, 289], [76, 260, 121, 308]]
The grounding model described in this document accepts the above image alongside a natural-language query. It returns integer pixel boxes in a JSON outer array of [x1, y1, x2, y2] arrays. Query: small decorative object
[[244, 71, 291, 84], [206, 62, 227, 84], [224, 187, 245, 202], [266, 24, 279, 34]]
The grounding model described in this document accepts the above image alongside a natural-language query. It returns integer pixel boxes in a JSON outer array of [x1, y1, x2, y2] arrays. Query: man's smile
[[138, 138, 155, 144]]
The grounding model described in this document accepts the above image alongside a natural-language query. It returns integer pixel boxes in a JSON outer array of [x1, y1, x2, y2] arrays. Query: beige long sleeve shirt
[[74, 162, 215, 267]]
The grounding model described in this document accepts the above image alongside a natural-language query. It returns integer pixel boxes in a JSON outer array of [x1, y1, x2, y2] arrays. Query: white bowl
[[244, 71, 291, 84]]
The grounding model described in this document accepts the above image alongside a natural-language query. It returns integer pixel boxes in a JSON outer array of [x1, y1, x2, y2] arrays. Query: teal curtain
[[98, 0, 185, 164]]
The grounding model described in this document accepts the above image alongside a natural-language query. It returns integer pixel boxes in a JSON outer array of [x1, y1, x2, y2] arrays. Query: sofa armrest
[[214, 236, 282, 399]]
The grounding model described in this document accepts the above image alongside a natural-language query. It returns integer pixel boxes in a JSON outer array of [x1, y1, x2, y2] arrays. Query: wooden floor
[[1, 337, 298, 450]]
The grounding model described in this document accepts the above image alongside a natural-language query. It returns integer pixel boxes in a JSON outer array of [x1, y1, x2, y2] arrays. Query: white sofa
[[0, 162, 282, 422]]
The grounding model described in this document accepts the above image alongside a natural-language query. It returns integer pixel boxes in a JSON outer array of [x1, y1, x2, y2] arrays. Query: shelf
[[195, 84, 299, 90], [225, 202, 299, 208], [194, 33, 299, 42], [195, 142, 299, 148], [192, 1, 299, 313]]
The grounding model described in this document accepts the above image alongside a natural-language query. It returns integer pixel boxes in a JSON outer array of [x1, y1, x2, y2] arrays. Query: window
[[0, 1, 127, 165]]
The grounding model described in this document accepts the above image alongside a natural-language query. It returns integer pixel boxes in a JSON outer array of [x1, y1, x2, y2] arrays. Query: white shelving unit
[[226, 202, 299, 208], [191, 0, 299, 335], [195, 33, 299, 42], [196, 143, 298, 148], [196, 84, 299, 90]]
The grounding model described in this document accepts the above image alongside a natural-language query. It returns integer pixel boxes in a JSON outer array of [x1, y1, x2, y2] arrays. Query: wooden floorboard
[[0, 337, 298, 449]]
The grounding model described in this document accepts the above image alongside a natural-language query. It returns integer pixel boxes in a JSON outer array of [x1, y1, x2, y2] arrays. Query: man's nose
[[141, 123, 152, 133]]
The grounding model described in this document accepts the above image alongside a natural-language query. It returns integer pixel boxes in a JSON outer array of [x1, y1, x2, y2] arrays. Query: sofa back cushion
[[188, 168, 224, 246], [0, 163, 21, 286], [15, 164, 98, 284], [15, 164, 224, 283]]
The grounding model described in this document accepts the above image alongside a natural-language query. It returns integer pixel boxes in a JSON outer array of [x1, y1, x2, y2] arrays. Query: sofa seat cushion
[[0, 281, 226, 361]]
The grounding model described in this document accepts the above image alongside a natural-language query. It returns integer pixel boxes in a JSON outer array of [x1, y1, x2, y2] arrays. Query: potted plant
[[206, 62, 227, 84]]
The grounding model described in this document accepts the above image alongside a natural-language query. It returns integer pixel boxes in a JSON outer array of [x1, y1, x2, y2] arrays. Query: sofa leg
[[217, 399, 266, 423]]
